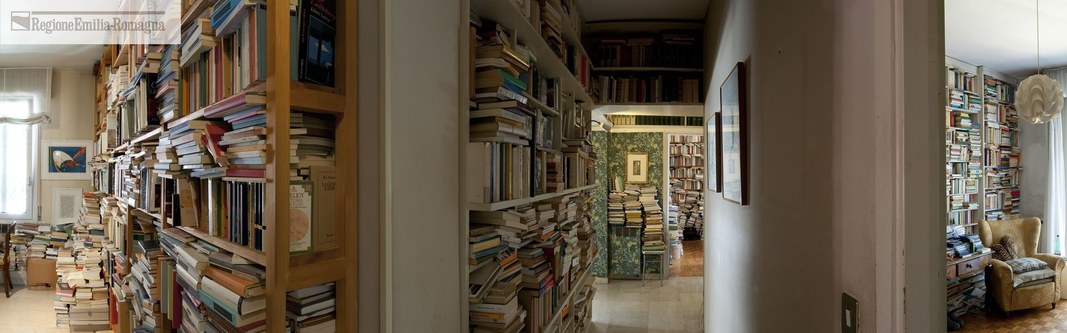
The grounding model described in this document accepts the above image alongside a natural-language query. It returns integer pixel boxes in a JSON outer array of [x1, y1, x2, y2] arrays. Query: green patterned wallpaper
[[602, 132, 665, 277], [591, 131, 609, 277]]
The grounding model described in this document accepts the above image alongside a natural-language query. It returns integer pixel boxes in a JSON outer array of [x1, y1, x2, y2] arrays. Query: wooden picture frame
[[626, 152, 649, 184], [707, 112, 723, 193], [720, 62, 748, 205]]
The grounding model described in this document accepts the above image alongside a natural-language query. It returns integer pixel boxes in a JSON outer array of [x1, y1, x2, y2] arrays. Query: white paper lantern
[[1015, 74, 1064, 124]]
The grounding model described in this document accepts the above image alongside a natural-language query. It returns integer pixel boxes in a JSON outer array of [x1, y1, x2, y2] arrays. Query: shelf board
[[469, 184, 598, 211], [527, 95, 560, 117], [945, 107, 978, 114], [291, 81, 345, 114], [130, 127, 163, 145], [471, 0, 594, 106], [166, 109, 205, 130], [594, 103, 703, 117], [584, 20, 704, 34], [948, 207, 978, 213], [288, 257, 347, 292], [178, 226, 267, 265], [593, 67, 704, 73]]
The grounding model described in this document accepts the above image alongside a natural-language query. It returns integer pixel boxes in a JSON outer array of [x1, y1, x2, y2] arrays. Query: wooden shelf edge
[[291, 82, 345, 114], [130, 127, 163, 145], [469, 184, 598, 211], [287, 257, 347, 291], [177, 226, 267, 265]]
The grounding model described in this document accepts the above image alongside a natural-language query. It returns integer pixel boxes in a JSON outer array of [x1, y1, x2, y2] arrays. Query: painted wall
[[382, 0, 463, 330], [1020, 120, 1051, 250], [703, 0, 941, 331], [4, 70, 97, 226]]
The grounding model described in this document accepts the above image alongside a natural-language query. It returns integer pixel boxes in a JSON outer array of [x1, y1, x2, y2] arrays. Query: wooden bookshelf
[[469, 184, 598, 211], [90, 1, 357, 332], [593, 67, 704, 73]]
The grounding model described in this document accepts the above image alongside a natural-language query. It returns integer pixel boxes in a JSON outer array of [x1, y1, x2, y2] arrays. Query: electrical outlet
[[842, 293, 858, 333]]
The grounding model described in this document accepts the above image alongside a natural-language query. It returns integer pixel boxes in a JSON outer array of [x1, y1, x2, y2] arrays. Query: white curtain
[[1044, 68, 1067, 254], [0, 68, 52, 124]]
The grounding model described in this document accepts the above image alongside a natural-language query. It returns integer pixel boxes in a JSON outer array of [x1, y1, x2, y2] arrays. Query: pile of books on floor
[[65, 192, 111, 332], [55, 248, 77, 327], [287, 283, 338, 332]]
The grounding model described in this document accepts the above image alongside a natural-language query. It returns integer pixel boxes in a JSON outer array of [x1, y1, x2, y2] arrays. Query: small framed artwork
[[626, 152, 649, 184], [707, 112, 723, 193], [52, 188, 83, 224], [720, 62, 748, 205], [42, 140, 92, 180]]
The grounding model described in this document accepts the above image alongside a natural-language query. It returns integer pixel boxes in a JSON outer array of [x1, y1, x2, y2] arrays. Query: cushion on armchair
[[991, 244, 1015, 261], [1012, 268, 1057, 288], [1005, 257, 1049, 274]]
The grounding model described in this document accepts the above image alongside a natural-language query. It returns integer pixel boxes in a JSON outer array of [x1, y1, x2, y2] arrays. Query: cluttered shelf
[[469, 184, 598, 211]]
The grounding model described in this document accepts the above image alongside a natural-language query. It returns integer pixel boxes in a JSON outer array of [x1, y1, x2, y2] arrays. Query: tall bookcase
[[463, 0, 600, 332], [668, 134, 703, 245], [943, 58, 1021, 234], [942, 57, 1020, 317], [90, 1, 357, 332]]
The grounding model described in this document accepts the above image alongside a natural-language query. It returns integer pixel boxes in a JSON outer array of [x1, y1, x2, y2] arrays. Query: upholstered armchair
[[979, 217, 1066, 313]]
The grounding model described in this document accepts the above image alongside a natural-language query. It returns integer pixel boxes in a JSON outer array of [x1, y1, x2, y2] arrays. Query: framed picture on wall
[[720, 62, 748, 205], [626, 152, 649, 184], [52, 188, 83, 224], [42, 140, 92, 180], [707, 112, 723, 193]]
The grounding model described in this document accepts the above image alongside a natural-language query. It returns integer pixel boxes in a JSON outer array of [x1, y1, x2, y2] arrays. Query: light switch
[[842, 293, 858, 333]]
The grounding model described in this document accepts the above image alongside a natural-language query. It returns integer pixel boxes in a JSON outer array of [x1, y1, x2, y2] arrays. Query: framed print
[[626, 152, 649, 184], [707, 112, 723, 193], [42, 140, 92, 180], [52, 188, 83, 224], [720, 62, 748, 205]]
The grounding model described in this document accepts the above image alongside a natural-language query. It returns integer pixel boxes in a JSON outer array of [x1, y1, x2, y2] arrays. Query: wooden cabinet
[[947, 252, 991, 280]]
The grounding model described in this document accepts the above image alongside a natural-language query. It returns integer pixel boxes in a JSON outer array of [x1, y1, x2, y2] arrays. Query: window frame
[[0, 97, 39, 221]]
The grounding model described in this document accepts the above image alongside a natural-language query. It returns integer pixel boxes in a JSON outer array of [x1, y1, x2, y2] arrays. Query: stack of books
[[153, 135, 181, 175], [607, 191, 627, 226], [200, 252, 268, 332], [291, 112, 336, 178], [641, 188, 665, 255], [167, 120, 229, 176], [286, 283, 337, 332], [179, 17, 218, 68], [129, 239, 164, 331], [469, 250, 525, 333], [55, 249, 77, 327], [156, 45, 182, 122], [201, 93, 267, 178]]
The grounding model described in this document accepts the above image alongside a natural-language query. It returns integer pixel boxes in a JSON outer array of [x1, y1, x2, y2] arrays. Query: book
[[289, 181, 313, 253], [297, 0, 337, 87]]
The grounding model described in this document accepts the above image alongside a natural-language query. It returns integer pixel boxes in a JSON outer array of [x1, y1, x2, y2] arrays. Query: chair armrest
[[1032, 253, 1066, 273], [987, 259, 1016, 309]]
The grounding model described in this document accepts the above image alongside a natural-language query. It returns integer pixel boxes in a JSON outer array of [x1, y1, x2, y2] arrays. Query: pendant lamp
[[1015, 0, 1063, 124]]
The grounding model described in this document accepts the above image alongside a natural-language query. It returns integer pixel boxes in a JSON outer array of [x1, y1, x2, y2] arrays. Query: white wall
[[0, 70, 96, 225], [703, 0, 942, 331], [381, 0, 463, 330]]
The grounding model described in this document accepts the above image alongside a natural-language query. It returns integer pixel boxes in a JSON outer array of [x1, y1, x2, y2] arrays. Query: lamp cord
[[1038, 0, 1042, 73]]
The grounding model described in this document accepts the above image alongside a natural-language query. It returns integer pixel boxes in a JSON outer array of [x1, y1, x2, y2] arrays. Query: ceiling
[[0, 45, 102, 70], [946, 0, 1067, 78], [577, 0, 710, 22]]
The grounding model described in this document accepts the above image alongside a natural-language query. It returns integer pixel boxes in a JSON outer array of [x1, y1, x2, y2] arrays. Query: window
[[0, 97, 36, 220]]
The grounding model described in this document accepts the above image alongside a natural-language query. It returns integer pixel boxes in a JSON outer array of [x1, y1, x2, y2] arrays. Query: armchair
[[979, 217, 1065, 313]]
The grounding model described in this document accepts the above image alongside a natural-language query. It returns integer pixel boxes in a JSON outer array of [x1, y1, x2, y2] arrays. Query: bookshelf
[[668, 134, 703, 246], [89, 1, 357, 332], [942, 57, 1020, 317], [943, 59, 1022, 232], [463, 0, 599, 332], [584, 20, 704, 106]]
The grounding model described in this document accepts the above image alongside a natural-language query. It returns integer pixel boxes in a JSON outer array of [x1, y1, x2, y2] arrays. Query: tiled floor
[[957, 300, 1067, 332], [669, 241, 704, 278], [590, 277, 704, 333], [0, 286, 67, 333]]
